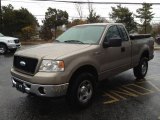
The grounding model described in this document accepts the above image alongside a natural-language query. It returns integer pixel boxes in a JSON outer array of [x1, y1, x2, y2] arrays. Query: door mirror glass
[[103, 36, 122, 48]]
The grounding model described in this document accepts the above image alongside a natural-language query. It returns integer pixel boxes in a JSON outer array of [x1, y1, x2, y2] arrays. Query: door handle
[[121, 47, 125, 52]]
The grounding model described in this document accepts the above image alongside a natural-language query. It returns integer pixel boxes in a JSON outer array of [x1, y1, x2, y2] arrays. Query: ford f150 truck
[[11, 23, 154, 108], [0, 33, 21, 54]]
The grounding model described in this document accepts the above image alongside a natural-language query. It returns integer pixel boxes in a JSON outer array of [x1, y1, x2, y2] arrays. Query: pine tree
[[136, 3, 154, 33], [110, 5, 137, 33]]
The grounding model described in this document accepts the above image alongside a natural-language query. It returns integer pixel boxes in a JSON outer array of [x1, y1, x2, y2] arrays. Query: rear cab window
[[117, 25, 129, 41]]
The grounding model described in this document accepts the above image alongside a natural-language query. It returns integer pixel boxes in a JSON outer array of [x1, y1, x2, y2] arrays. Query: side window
[[118, 25, 129, 41], [105, 26, 121, 42]]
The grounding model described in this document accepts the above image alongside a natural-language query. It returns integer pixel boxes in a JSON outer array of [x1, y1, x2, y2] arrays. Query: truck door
[[117, 25, 132, 69], [100, 25, 131, 78]]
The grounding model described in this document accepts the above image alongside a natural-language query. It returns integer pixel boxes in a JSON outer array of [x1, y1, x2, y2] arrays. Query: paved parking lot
[[0, 46, 160, 120]]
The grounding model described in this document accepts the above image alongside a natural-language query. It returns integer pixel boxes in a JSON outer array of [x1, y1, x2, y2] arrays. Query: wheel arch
[[141, 50, 149, 60], [68, 64, 98, 86], [66, 64, 98, 107], [0, 42, 8, 48], [0, 42, 8, 53]]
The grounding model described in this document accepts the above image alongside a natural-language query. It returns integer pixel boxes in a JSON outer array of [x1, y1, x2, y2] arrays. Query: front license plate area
[[15, 83, 25, 93]]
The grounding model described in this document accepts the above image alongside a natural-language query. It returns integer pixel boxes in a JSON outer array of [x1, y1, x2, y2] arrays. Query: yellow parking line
[[111, 88, 138, 98], [147, 81, 160, 92], [110, 91, 127, 100], [136, 80, 148, 84], [103, 75, 160, 105], [123, 84, 154, 95], [103, 92, 119, 104]]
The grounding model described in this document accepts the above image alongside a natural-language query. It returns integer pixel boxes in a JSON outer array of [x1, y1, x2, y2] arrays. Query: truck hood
[[0, 36, 18, 40], [15, 43, 91, 59]]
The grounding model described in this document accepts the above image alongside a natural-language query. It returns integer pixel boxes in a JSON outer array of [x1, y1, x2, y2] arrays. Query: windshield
[[56, 25, 105, 44], [0, 33, 4, 37]]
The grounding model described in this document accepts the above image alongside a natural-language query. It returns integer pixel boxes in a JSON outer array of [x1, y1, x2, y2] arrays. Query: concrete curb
[[154, 47, 160, 50]]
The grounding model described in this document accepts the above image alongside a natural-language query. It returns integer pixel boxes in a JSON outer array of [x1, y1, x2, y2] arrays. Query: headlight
[[8, 40, 14, 43], [39, 60, 64, 72]]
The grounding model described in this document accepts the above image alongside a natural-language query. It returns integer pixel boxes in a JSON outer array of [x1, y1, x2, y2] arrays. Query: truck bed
[[130, 34, 151, 40]]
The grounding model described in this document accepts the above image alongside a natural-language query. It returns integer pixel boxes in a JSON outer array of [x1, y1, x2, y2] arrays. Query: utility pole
[[0, 0, 2, 33]]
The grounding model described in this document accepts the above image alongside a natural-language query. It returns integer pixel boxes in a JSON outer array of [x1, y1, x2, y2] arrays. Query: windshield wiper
[[64, 40, 84, 44]]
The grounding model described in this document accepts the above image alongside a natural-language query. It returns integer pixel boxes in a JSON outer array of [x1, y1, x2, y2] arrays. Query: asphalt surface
[[0, 46, 160, 120]]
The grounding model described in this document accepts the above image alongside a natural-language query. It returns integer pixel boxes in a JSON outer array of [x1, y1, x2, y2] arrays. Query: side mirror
[[103, 37, 122, 48]]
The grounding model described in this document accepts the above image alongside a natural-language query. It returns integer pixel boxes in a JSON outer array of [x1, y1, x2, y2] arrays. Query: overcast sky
[[2, 0, 160, 25]]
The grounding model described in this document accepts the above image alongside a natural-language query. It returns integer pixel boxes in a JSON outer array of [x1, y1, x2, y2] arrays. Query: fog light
[[38, 87, 46, 94]]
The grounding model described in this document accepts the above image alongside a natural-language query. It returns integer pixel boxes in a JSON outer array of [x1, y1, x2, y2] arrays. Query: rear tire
[[133, 57, 148, 79], [66, 72, 96, 109], [0, 44, 7, 55]]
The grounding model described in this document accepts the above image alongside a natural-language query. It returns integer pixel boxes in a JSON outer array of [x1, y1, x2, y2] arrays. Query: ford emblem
[[20, 61, 26, 66]]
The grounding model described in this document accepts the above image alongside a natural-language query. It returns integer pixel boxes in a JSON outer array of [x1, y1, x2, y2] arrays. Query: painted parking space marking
[[137, 80, 160, 92], [110, 87, 138, 99], [123, 84, 154, 95], [147, 81, 160, 91], [103, 78, 160, 105], [103, 93, 119, 104]]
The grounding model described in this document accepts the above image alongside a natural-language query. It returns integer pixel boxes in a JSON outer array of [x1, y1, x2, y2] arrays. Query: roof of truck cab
[[76, 23, 124, 26]]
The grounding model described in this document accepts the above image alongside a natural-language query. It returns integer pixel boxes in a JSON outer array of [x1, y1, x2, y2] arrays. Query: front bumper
[[11, 76, 69, 97], [8, 43, 21, 49]]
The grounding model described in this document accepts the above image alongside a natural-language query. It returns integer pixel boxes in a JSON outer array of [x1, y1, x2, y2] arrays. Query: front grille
[[14, 39, 19, 43], [14, 56, 38, 74], [16, 45, 20, 47]]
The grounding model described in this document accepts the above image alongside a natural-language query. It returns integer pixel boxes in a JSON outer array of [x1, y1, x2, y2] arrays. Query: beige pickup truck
[[11, 23, 154, 108]]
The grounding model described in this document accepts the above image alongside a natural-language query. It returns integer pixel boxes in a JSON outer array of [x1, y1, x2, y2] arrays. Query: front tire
[[133, 57, 148, 79], [0, 44, 7, 55], [66, 72, 96, 108]]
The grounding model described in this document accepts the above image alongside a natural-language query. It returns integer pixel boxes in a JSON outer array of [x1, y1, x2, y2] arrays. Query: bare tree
[[87, 0, 93, 13], [87, 0, 101, 23], [75, 3, 83, 19]]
